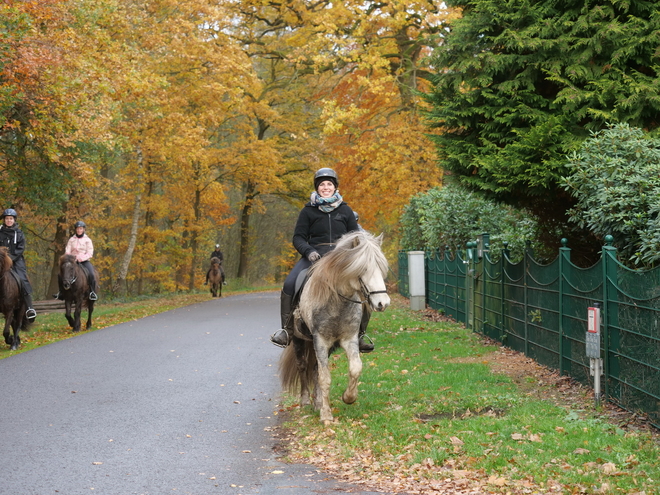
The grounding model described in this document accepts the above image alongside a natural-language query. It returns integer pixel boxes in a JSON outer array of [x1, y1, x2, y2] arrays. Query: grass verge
[[279, 295, 660, 494]]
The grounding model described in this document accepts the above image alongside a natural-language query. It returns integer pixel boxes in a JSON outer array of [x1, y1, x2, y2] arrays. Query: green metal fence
[[398, 236, 660, 428], [399, 252, 409, 298]]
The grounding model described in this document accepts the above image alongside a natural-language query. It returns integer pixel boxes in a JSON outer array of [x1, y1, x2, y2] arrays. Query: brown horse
[[208, 257, 225, 297], [0, 247, 27, 350], [58, 254, 97, 332]]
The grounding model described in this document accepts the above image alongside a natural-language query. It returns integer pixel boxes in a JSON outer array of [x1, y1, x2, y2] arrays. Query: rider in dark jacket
[[205, 244, 225, 285], [210, 244, 224, 262], [270, 168, 374, 353], [0, 209, 37, 322]]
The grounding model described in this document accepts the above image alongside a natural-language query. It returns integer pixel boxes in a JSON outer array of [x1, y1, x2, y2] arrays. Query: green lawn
[[279, 295, 660, 494]]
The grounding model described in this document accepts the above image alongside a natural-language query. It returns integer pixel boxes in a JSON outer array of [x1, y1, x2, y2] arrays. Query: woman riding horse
[[55, 221, 98, 301], [0, 208, 36, 322], [270, 168, 374, 353]]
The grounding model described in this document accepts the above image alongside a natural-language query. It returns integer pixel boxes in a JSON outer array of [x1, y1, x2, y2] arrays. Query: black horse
[[0, 247, 27, 350], [58, 254, 97, 332]]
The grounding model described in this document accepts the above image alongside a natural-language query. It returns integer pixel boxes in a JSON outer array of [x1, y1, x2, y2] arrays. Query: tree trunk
[[188, 186, 202, 290], [236, 180, 256, 280], [112, 147, 143, 294], [48, 214, 69, 298]]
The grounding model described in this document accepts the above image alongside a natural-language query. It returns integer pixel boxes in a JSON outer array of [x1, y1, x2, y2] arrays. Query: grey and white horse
[[279, 230, 390, 423]]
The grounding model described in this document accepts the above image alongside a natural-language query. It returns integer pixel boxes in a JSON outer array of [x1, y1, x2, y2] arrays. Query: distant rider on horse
[[205, 244, 226, 286], [0, 208, 37, 322], [55, 221, 98, 301]]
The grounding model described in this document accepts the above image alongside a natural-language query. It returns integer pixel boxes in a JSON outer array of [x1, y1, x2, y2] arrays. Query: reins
[[337, 278, 387, 305]]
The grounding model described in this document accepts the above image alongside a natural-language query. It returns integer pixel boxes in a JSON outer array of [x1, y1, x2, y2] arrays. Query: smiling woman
[[269, 168, 371, 350]]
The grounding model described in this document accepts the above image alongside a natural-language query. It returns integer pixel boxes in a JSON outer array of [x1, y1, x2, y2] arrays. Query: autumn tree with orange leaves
[[1, 0, 456, 297]]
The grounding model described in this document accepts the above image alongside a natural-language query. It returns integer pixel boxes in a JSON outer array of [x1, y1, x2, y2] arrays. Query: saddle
[[77, 263, 97, 295], [9, 269, 23, 293]]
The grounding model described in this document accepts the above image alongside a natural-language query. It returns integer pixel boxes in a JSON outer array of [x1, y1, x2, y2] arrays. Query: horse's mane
[[0, 247, 12, 274], [60, 253, 77, 265], [305, 231, 388, 304]]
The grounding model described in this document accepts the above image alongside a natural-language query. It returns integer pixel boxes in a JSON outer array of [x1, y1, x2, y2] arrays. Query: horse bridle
[[62, 261, 78, 288], [338, 278, 387, 305]]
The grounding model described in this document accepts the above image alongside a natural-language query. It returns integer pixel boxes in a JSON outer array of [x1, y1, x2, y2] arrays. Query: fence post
[[524, 241, 532, 356], [465, 241, 476, 329], [601, 235, 619, 400], [558, 238, 571, 375], [500, 242, 509, 340], [408, 251, 426, 311]]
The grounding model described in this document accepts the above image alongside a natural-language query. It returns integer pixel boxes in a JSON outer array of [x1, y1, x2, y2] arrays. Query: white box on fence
[[408, 251, 425, 311]]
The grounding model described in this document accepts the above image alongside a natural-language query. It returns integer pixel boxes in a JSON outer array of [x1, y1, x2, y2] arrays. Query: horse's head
[[318, 231, 391, 312], [210, 256, 222, 266], [358, 233, 390, 312], [59, 254, 78, 290]]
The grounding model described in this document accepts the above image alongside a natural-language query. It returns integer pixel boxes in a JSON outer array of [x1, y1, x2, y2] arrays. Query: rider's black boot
[[358, 305, 374, 353], [271, 291, 294, 348], [24, 293, 37, 322], [88, 276, 98, 300]]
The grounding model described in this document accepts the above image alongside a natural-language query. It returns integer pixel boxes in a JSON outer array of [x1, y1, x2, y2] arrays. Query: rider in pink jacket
[[66, 228, 94, 263], [55, 221, 98, 301]]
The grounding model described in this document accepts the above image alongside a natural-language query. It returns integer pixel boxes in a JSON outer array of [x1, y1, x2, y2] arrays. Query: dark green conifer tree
[[425, 0, 660, 260]]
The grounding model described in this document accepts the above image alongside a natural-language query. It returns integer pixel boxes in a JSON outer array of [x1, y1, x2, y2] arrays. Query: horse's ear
[[375, 233, 384, 245]]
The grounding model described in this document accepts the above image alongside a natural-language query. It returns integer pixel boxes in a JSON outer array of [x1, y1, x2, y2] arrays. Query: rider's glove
[[307, 251, 321, 263]]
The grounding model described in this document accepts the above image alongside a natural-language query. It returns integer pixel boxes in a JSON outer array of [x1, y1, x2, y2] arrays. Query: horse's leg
[[64, 299, 75, 328], [342, 338, 362, 405], [313, 335, 334, 423], [86, 300, 94, 330], [10, 312, 21, 351], [312, 358, 321, 411], [73, 298, 82, 332], [3, 316, 12, 346]]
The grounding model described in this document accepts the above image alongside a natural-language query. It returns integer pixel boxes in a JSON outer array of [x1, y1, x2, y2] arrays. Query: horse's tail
[[279, 339, 315, 393]]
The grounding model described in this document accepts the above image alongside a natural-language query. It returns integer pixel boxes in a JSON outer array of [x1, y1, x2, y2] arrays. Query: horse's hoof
[[321, 418, 334, 426]]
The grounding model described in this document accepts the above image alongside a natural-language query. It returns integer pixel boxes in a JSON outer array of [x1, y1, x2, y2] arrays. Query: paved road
[[0, 292, 385, 495]]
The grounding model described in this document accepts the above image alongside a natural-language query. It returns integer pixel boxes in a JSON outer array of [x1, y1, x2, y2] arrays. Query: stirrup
[[359, 334, 375, 353], [25, 308, 37, 321], [53, 292, 60, 299], [89, 292, 98, 301], [270, 329, 290, 348]]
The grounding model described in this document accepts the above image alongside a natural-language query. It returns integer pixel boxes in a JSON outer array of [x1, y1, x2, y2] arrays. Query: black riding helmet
[[1, 208, 17, 219], [74, 221, 86, 229], [314, 168, 338, 190]]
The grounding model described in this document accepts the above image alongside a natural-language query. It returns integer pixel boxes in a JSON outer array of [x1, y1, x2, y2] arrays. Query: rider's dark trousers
[[282, 257, 312, 297]]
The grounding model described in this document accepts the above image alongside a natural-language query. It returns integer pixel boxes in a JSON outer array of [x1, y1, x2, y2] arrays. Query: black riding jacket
[[292, 202, 359, 259], [0, 223, 31, 292], [0, 224, 26, 263]]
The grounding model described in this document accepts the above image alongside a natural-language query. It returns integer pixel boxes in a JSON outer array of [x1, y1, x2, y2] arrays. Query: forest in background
[[1, 0, 449, 299]]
